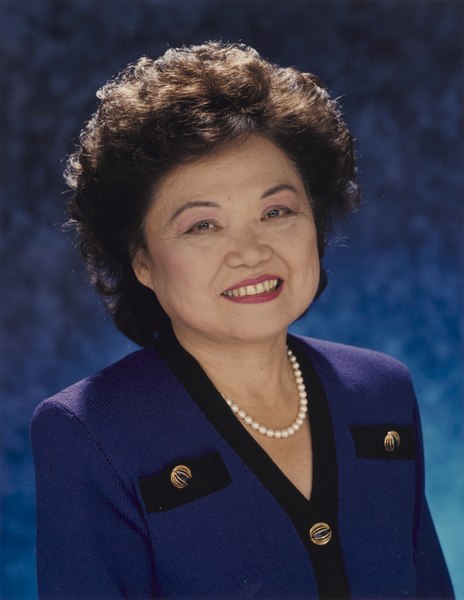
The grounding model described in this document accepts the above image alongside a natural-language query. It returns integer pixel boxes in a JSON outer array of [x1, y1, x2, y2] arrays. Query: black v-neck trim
[[155, 328, 349, 599]]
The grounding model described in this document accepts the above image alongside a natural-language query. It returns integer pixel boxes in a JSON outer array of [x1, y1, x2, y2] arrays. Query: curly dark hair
[[65, 41, 360, 347]]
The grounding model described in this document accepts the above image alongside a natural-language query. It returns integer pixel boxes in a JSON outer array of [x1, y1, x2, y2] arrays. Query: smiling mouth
[[222, 278, 282, 298]]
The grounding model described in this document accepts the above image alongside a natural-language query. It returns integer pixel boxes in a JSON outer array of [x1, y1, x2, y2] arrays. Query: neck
[[171, 324, 294, 411]]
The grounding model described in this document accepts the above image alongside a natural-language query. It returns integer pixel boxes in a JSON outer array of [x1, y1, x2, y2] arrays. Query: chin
[[223, 320, 294, 344]]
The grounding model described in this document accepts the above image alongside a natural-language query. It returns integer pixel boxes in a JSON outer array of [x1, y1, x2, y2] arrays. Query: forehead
[[152, 135, 304, 208]]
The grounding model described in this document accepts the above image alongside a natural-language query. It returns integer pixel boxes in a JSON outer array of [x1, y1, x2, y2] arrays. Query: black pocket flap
[[139, 451, 231, 512], [350, 424, 416, 460]]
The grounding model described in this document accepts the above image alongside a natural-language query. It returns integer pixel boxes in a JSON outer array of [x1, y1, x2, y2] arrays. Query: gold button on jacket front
[[170, 465, 192, 489], [309, 522, 332, 545], [384, 431, 401, 452]]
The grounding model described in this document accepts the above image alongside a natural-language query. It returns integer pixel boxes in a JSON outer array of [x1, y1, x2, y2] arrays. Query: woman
[[31, 42, 453, 599]]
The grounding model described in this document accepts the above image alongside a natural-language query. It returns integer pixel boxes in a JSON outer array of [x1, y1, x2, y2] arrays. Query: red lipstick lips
[[221, 275, 283, 304]]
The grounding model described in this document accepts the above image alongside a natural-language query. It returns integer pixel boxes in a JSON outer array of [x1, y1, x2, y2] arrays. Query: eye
[[263, 206, 294, 219], [186, 220, 218, 234]]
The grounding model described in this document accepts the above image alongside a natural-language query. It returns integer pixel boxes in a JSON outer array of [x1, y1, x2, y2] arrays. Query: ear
[[132, 249, 155, 292]]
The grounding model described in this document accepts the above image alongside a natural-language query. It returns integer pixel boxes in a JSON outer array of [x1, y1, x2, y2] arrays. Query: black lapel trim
[[139, 451, 231, 512], [350, 424, 416, 460], [156, 328, 350, 599]]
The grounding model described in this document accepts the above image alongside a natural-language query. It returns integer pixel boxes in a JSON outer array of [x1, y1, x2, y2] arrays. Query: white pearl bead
[[222, 347, 307, 440]]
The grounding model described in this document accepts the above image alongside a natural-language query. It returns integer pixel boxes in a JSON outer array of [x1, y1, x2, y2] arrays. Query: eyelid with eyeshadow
[[186, 220, 218, 234], [179, 204, 299, 234], [172, 208, 222, 233], [262, 205, 298, 219]]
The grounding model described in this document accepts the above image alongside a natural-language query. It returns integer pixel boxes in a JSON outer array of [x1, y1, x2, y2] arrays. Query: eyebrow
[[168, 200, 220, 223], [168, 184, 298, 223], [261, 183, 298, 198]]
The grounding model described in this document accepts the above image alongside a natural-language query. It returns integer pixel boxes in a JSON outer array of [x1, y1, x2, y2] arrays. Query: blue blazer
[[30, 333, 454, 599]]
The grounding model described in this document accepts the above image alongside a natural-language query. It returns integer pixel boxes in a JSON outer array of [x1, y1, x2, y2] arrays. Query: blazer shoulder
[[299, 335, 410, 375], [291, 336, 418, 423], [291, 334, 415, 399], [31, 346, 172, 430]]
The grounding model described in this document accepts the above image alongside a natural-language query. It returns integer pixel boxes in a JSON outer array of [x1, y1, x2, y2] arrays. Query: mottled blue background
[[1, 1, 463, 598]]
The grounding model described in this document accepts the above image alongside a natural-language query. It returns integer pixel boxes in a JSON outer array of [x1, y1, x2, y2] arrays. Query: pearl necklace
[[222, 348, 308, 439]]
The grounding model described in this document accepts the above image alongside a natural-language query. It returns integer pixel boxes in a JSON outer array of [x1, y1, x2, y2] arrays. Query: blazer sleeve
[[30, 398, 156, 599], [413, 401, 455, 599]]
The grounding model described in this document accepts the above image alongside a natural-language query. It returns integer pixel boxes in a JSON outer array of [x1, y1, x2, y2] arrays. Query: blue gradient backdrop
[[1, 1, 463, 598]]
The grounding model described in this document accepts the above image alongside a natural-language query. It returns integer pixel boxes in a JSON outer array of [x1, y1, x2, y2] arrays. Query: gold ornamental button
[[384, 430, 401, 452], [170, 465, 192, 489], [309, 522, 332, 546]]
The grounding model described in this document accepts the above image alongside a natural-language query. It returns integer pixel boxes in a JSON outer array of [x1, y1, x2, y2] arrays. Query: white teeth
[[223, 279, 280, 298]]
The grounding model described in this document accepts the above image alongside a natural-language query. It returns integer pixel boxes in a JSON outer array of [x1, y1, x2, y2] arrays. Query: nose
[[225, 228, 273, 268]]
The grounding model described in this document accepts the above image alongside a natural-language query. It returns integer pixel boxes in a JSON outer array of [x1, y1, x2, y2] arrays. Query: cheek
[[297, 223, 319, 267], [297, 232, 320, 295], [145, 245, 177, 290], [149, 244, 202, 296]]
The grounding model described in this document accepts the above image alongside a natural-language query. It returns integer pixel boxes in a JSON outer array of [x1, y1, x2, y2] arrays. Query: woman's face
[[134, 135, 320, 348]]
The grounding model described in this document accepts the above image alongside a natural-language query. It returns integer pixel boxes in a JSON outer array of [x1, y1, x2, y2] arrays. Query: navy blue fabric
[[30, 335, 454, 599], [155, 330, 350, 598], [2, 2, 461, 597]]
